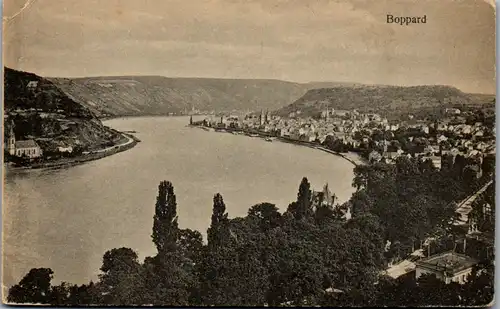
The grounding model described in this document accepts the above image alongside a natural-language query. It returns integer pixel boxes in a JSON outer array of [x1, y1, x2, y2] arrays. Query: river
[[3, 116, 355, 290]]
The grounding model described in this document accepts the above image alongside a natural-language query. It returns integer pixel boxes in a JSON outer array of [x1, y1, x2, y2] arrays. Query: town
[[189, 105, 495, 298], [191, 106, 495, 172], [4, 0, 495, 305]]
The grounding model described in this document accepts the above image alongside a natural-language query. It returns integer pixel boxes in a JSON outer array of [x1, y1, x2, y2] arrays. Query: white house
[[415, 251, 478, 284], [26, 80, 39, 90], [14, 140, 43, 158], [58, 146, 74, 153]]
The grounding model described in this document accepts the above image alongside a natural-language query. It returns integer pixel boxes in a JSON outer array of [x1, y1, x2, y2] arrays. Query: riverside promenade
[[190, 124, 366, 167]]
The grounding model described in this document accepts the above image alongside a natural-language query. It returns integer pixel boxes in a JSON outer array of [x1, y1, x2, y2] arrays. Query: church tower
[[322, 183, 334, 206], [7, 122, 16, 156]]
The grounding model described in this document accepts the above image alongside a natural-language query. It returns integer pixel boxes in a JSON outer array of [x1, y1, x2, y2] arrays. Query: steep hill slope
[[277, 85, 482, 118], [49, 76, 316, 117], [4, 67, 123, 153], [45, 74, 492, 119]]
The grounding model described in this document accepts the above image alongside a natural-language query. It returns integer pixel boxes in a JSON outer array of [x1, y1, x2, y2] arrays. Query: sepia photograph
[[2, 0, 496, 306]]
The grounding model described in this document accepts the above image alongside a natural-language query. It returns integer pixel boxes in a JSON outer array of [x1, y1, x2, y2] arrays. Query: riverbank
[[99, 113, 211, 121], [4, 132, 140, 172], [189, 124, 366, 167], [4, 116, 357, 291]]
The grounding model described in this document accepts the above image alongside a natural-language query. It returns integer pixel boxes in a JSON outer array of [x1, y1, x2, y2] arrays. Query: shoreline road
[[90, 133, 135, 154], [6, 132, 139, 172]]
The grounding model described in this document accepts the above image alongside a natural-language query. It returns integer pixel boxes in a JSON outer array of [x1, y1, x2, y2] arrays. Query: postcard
[[2, 0, 495, 306]]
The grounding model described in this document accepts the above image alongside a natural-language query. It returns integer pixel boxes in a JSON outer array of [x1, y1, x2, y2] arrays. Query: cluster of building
[[4, 121, 77, 160], [199, 108, 494, 288], [202, 107, 495, 172]]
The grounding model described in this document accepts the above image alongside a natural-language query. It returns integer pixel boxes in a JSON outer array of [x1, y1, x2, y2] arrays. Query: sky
[[3, 0, 496, 93]]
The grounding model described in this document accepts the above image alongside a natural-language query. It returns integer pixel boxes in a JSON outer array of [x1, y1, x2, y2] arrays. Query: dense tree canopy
[[8, 174, 494, 306], [349, 155, 485, 259]]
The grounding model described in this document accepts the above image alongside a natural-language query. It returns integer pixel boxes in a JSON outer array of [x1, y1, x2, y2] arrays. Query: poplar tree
[[152, 180, 179, 254], [147, 181, 193, 306], [207, 193, 229, 248], [291, 177, 313, 220]]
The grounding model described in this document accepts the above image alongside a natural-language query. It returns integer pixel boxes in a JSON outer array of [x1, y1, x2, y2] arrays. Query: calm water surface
[[3, 116, 355, 289]]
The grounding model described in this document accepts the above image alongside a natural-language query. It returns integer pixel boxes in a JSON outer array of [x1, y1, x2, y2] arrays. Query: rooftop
[[15, 140, 39, 149], [416, 251, 478, 275], [467, 231, 495, 246], [386, 260, 416, 279]]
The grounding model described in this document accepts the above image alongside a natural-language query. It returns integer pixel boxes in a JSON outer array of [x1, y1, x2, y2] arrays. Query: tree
[[287, 177, 313, 220], [460, 266, 494, 306], [98, 247, 145, 305], [453, 154, 467, 179], [481, 155, 495, 178], [177, 228, 204, 265], [297, 177, 312, 217], [72, 282, 100, 305], [349, 190, 374, 217], [8, 174, 493, 307], [152, 181, 179, 255], [346, 213, 385, 267], [265, 222, 328, 306], [50, 281, 100, 305], [146, 182, 196, 306], [49, 282, 70, 305], [7, 268, 54, 304], [323, 136, 347, 152], [207, 193, 229, 248], [199, 241, 269, 306], [314, 204, 336, 225], [248, 203, 282, 231], [463, 165, 479, 190]]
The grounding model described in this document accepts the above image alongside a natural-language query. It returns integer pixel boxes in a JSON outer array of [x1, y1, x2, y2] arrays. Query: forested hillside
[[4, 67, 122, 154]]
